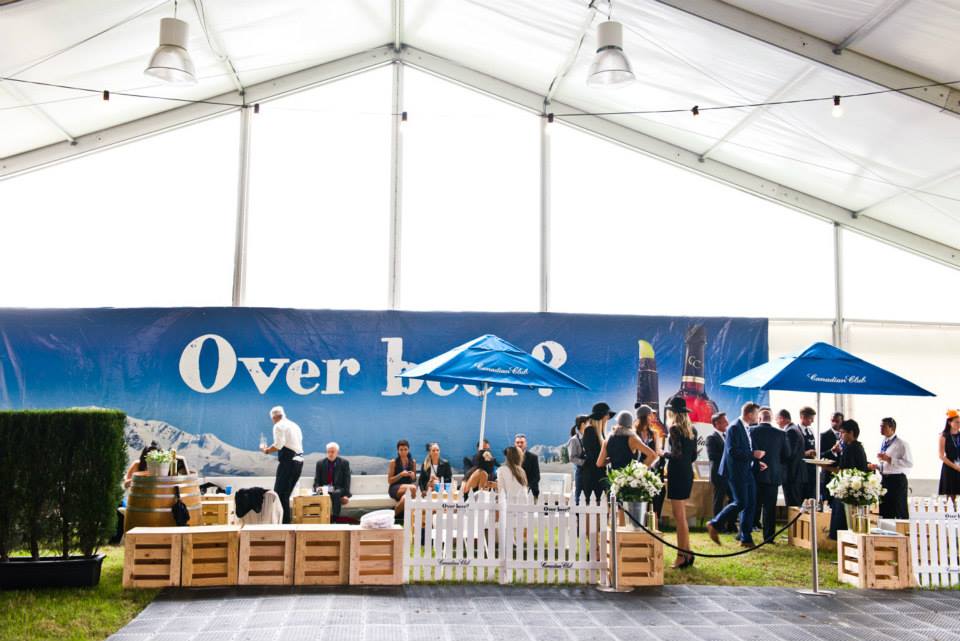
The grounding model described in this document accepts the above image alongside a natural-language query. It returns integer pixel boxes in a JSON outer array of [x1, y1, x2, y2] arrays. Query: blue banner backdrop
[[0, 309, 768, 475]]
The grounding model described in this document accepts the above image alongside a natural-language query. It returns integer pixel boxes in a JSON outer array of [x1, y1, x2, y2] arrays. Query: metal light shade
[[145, 17, 197, 85], [587, 21, 634, 87]]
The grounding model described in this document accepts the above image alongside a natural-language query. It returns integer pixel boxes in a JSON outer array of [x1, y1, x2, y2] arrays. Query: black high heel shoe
[[680, 553, 695, 569]]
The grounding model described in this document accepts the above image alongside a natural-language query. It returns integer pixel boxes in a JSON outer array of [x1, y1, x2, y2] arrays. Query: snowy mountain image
[[124, 416, 390, 476]]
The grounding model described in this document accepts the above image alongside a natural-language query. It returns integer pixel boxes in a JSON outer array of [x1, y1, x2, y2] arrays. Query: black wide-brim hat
[[665, 397, 691, 414], [589, 402, 615, 421]]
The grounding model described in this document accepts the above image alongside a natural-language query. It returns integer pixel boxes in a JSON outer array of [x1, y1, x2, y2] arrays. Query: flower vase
[[622, 501, 647, 530], [844, 504, 870, 534], [146, 460, 165, 476]]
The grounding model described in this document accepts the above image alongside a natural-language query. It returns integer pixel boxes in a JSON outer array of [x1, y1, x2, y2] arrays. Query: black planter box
[[0, 554, 105, 589]]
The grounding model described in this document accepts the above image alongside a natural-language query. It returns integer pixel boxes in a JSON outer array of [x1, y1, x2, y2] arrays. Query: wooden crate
[[201, 500, 229, 526], [293, 495, 332, 524], [294, 525, 350, 585], [787, 506, 835, 551], [350, 526, 404, 586], [837, 530, 912, 589], [239, 525, 294, 586], [610, 530, 663, 587], [181, 525, 240, 587], [123, 527, 182, 588]]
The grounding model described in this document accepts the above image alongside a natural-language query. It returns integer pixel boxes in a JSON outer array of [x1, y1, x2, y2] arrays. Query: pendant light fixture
[[587, 20, 634, 87], [145, 1, 197, 85]]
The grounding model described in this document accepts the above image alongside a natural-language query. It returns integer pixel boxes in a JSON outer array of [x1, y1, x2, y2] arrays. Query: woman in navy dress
[[388, 439, 418, 516]]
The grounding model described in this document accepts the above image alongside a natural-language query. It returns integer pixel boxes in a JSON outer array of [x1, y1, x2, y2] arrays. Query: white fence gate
[[909, 496, 960, 587], [403, 491, 609, 584]]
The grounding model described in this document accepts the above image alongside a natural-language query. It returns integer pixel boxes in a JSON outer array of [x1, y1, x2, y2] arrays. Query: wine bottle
[[168, 448, 178, 476], [665, 324, 719, 426], [635, 340, 665, 435]]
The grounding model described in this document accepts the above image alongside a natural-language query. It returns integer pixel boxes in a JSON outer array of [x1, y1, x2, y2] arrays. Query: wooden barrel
[[125, 472, 202, 531]]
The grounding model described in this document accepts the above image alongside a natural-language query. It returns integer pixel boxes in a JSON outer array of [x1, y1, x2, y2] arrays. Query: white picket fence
[[909, 496, 960, 587], [402, 491, 609, 584]]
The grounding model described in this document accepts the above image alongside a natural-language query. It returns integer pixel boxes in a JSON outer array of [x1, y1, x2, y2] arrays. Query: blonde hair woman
[[498, 446, 529, 499], [662, 397, 698, 569]]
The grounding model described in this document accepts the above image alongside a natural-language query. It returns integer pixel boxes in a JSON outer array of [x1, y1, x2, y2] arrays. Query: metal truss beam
[[0, 45, 396, 180], [651, 0, 960, 115]]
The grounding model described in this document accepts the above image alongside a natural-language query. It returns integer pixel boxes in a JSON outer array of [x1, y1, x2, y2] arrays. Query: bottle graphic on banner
[[635, 340, 666, 435], [665, 324, 719, 428]]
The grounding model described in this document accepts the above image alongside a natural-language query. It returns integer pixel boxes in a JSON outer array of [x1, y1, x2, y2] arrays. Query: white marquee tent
[[2, 0, 960, 480]]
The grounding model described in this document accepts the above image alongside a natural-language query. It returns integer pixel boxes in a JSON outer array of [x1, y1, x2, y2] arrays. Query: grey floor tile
[[565, 628, 616, 641], [230, 631, 274, 641], [680, 626, 742, 641], [279, 627, 322, 641], [322, 626, 365, 641], [488, 627, 532, 641]]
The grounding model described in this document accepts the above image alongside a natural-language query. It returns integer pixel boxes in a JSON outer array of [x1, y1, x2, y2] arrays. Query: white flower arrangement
[[827, 468, 886, 506], [145, 449, 173, 464], [607, 460, 664, 503]]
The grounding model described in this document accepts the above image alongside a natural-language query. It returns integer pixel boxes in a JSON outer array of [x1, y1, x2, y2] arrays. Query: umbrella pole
[[478, 382, 490, 447], [799, 391, 833, 597]]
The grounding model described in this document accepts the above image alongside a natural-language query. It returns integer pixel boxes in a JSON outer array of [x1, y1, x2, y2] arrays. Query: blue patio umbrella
[[722, 341, 934, 596], [400, 334, 589, 445], [722, 341, 935, 397]]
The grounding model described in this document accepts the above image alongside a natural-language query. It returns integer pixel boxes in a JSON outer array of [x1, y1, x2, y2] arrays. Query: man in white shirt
[[260, 406, 304, 524], [869, 417, 912, 519]]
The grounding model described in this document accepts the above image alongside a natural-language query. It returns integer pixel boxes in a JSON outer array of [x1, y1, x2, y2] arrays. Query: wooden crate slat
[[182, 526, 239, 587], [350, 528, 403, 585], [837, 530, 911, 589], [123, 528, 183, 588], [294, 526, 350, 585]]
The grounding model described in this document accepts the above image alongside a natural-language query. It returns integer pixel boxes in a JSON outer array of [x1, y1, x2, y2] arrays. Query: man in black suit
[[778, 409, 805, 507], [515, 434, 540, 498], [820, 412, 844, 507], [313, 442, 352, 519], [750, 408, 791, 543], [706, 412, 737, 532]]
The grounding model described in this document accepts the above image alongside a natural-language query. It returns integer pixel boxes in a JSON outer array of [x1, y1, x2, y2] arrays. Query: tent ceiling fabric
[[2, 0, 959, 257]]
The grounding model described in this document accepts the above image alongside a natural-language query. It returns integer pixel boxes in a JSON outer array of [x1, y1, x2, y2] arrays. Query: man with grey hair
[[314, 441, 352, 520], [260, 406, 304, 524]]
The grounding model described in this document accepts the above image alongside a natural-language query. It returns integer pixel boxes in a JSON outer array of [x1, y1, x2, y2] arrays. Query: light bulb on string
[[832, 95, 844, 118]]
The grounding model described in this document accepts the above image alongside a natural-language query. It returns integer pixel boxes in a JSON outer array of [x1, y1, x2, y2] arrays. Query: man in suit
[[751, 408, 792, 543], [706, 412, 738, 532], [313, 442, 352, 520], [515, 434, 541, 498], [707, 402, 762, 548], [868, 417, 913, 519], [778, 409, 805, 507], [796, 406, 818, 501], [820, 412, 844, 507]]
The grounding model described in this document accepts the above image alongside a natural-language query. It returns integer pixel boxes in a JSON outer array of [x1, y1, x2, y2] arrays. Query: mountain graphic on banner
[[124, 416, 390, 476]]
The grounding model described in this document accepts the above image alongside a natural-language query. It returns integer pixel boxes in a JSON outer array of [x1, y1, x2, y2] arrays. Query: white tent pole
[[478, 382, 490, 447], [800, 391, 833, 596]]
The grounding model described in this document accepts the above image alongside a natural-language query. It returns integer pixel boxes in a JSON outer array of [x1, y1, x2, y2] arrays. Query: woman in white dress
[[498, 446, 529, 500]]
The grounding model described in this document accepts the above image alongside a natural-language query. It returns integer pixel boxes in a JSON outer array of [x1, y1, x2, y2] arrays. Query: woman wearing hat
[[581, 402, 615, 503], [939, 410, 960, 498], [662, 397, 698, 569]]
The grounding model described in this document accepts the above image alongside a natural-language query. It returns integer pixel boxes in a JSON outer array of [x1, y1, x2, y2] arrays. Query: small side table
[[293, 494, 332, 524], [837, 529, 912, 589]]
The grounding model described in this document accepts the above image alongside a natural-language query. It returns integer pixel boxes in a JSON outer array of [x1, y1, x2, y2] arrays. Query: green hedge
[[0, 409, 126, 560]]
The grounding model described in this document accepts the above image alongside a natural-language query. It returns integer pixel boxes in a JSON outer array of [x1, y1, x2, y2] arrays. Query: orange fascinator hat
[[948, 409, 960, 419]]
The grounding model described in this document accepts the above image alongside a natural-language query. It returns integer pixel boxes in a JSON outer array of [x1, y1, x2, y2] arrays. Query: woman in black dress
[[581, 402, 614, 504], [662, 398, 698, 569], [388, 439, 418, 516], [826, 420, 869, 539], [939, 412, 960, 497], [598, 410, 659, 471]]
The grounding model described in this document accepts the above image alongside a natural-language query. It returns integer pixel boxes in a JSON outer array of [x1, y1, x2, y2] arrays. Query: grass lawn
[[0, 546, 157, 641], [661, 528, 845, 589]]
